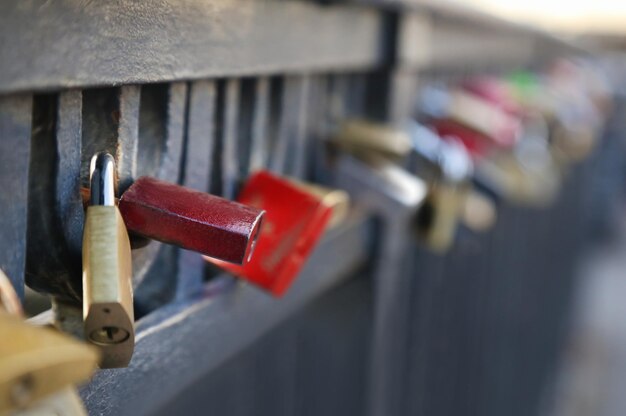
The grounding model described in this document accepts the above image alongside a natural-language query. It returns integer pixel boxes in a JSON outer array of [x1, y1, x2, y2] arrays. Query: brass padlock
[[0, 269, 98, 415], [82, 153, 134, 368], [331, 119, 413, 161], [475, 139, 561, 208], [286, 179, 350, 229], [409, 122, 475, 251], [333, 119, 491, 251]]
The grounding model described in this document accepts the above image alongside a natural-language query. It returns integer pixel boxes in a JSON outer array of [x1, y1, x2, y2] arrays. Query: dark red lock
[[432, 119, 492, 159], [118, 177, 264, 265], [205, 170, 334, 296]]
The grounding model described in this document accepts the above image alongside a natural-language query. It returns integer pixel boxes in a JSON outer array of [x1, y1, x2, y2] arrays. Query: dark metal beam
[[81, 215, 372, 416], [0, 0, 383, 94]]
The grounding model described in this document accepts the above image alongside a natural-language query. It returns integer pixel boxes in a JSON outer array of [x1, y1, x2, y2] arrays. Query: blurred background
[[4, 1, 626, 415]]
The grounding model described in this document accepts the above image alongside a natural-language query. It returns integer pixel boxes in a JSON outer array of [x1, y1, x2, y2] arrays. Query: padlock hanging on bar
[[0, 268, 98, 415], [118, 177, 265, 266], [204, 170, 341, 296], [408, 121, 496, 249], [82, 153, 134, 368]]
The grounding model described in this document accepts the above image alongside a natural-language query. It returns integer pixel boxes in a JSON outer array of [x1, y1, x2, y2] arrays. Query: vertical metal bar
[[249, 77, 270, 172], [310, 75, 331, 184], [160, 82, 186, 182], [133, 82, 187, 312], [184, 81, 216, 192], [0, 94, 31, 299], [221, 79, 240, 200], [176, 80, 216, 299], [291, 75, 310, 179], [26, 92, 84, 301], [270, 75, 309, 176], [55, 90, 84, 259], [117, 85, 140, 192]]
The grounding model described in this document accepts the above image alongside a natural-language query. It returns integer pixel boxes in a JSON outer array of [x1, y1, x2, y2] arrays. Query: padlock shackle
[[89, 153, 116, 207]]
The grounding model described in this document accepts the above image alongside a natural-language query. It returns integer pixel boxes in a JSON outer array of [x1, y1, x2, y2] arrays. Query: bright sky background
[[457, 0, 626, 34]]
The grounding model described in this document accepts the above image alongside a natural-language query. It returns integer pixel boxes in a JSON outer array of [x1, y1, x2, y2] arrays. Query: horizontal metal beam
[[0, 0, 383, 94], [81, 214, 372, 416]]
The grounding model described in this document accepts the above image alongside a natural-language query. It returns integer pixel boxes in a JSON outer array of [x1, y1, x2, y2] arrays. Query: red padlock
[[118, 177, 264, 265], [432, 119, 491, 159], [205, 171, 334, 296]]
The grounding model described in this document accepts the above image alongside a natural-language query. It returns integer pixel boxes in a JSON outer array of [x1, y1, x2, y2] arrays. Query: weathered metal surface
[[0, 0, 383, 94], [174, 80, 217, 300], [26, 84, 186, 302], [0, 94, 32, 299], [82, 215, 372, 415]]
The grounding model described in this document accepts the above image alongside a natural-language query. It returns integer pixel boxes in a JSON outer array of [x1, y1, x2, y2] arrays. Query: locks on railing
[[205, 170, 348, 296]]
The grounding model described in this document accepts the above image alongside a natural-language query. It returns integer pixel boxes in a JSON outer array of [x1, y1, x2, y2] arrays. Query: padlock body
[[206, 171, 334, 296], [119, 177, 264, 265], [82, 205, 134, 368], [0, 312, 98, 413], [417, 183, 467, 252]]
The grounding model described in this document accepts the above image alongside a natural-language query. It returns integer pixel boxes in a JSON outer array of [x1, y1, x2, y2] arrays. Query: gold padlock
[[332, 119, 412, 160], [476, 147, 561, 208], [0, 269, 98, 415], [408, 123, 476, 252], [12, 387, 86, 416], [286, 179, 350, 229], [83, 153, 134, 368], [460, 189, 497, 233]]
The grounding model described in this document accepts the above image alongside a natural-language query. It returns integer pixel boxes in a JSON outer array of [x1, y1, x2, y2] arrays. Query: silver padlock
[[408, 122, 492, 251]]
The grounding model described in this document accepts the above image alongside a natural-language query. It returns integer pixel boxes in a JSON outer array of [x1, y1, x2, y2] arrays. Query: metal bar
[[175, 80, 217, 300], [0, 94, 31, 299], [249, 78, 271, 173], [117, 86, 141, 192], [82, 215, 372, 416], [221, 79, 240, 200], [0, 1, 383, 94]]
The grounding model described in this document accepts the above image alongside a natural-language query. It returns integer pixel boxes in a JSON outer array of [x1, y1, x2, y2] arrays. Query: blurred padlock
[[331, 119, 413, 160], [0, 268, 98, 415], [334, 152, 428, 229], [474, 139, 561, 208], [409, 122, 471, 250], [508, 67, 601, 164], [119, 177, 264, 265], [0, 268, 22, 317], [205, 171, 341, 296], [419, 77, 522, 161], [446, 90, 519, 148], [286, 179, 350, 229], [334, 119, 493, 251]]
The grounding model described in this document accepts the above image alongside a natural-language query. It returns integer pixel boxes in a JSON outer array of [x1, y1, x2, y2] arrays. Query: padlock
[[408, 122, 476, 251], [12, 387, 86, 416], [0, 312, 97, 414], [82, 153, 134, 368], [334, 152, 428, 222], [508, 67, 601, 164], [205, 171, 338, 296], [460, 189, 497, 232], [0, 268, 22, 317], [286, 179, 350, 229], [331, 119, 413, 161], [334, 119, 491, 251], [474, 142, 561, 207], [444, 79, 521, 148], [0, 268, 98, 415], [118, 177, 264, 265]]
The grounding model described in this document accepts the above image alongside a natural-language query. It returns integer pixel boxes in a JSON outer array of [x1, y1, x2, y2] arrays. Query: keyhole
[[89, 326, 130, 345]]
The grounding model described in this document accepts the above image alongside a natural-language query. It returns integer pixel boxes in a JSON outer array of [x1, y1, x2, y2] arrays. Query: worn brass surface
[[82, 205, 134, 368]]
